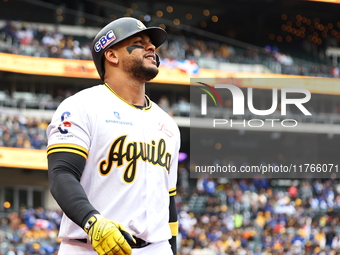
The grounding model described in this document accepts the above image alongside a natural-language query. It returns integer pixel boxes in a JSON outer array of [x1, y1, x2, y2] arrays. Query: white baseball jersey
[[47, 83, 180, 243]]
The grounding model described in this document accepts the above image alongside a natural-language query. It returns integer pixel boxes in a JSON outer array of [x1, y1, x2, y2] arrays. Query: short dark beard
[[123, 56, 159, 81]]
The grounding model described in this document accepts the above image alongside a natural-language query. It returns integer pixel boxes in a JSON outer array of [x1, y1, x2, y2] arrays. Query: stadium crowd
[[0, 20, 338, 78], [0, 207, 61, 254], [1, 174, 340, 254], [1, 104, 340, 255], [0, 114, 48, 150], [1, 18, 340, 255], [176, 176, 340, 255], [0, 115, 339, 254]]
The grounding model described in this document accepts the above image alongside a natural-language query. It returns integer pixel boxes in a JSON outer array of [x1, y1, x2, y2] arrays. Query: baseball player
[[46, 17, 180, 255]]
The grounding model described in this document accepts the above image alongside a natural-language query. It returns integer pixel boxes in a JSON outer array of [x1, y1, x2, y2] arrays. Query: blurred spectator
[[158, 95, 173, 116], [173, 96, 190, 117]]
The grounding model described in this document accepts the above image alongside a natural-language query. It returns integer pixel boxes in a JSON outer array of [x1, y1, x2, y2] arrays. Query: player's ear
[[104, 48, 119, 65]]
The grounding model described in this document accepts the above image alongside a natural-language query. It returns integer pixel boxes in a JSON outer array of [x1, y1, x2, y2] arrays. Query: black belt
[[71, 236, 150, 249], [129, 236, 150, 248]]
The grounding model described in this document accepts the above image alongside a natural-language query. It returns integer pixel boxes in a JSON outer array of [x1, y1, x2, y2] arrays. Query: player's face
[[118, 32, 159, 81]]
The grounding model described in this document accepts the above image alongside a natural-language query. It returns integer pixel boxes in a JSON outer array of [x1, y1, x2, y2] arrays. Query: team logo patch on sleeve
[[58, 111, 72, 134]]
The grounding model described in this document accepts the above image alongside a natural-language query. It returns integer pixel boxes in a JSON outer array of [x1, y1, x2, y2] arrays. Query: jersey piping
[[104, 83, 152, 111], [47, 144, 89, 159], [169, 187, 177, 196]]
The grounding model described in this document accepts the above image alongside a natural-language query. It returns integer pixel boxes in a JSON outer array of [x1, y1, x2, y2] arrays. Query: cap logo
[[137, 20, 146, 30], [94, 30, 116, 52]]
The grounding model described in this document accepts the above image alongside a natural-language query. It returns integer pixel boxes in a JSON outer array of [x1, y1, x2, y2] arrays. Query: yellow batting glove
[[84, 214, 135, 255]]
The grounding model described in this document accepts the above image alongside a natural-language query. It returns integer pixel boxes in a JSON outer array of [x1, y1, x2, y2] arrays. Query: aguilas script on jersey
[[99, 135, 172, 183]]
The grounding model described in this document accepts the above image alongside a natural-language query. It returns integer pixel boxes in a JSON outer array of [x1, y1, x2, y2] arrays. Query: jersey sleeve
[[46, 96, 91, 158]]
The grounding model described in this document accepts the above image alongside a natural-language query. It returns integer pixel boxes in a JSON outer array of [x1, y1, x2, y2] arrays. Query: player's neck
[[105, 80, 146, 106]]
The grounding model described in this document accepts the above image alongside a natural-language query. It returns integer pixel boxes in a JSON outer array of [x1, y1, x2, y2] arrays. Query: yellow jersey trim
[[47, 144, 88, 159], [104, 83, 152, 111], [169, 221, 179, 236], [169, 187, 177, 196]]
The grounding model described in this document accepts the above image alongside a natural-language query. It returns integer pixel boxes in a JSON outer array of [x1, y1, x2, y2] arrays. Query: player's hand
[[84, 214, 136, 255]]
